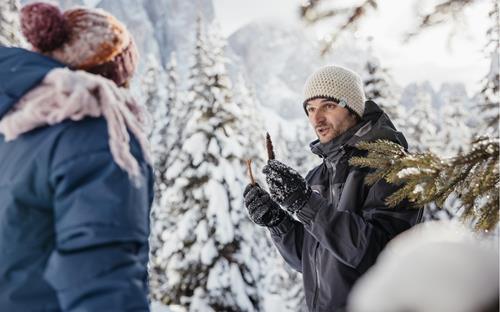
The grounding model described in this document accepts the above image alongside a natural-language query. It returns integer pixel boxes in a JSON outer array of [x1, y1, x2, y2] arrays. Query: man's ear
[[349, 111, 361, 123], [303, 103, 310, 116]]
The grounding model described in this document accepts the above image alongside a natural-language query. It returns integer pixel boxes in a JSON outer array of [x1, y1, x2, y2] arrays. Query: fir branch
[[473, 190, 499, 231], [385, 180, 424, 208], [350, 138, 500, 231]]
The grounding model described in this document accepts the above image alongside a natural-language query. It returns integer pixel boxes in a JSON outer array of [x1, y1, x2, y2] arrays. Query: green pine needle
[[350, 138, 499, 231]]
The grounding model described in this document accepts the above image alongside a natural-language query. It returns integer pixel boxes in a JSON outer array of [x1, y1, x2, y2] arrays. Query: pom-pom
[[21, 3, 68, 52]]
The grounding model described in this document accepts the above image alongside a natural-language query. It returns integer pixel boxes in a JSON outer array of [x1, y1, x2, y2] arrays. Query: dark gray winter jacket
[[269, 101, 423, 312]]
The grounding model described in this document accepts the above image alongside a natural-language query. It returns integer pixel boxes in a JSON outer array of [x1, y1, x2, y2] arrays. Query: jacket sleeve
[[295, 168, 422, 273], [45, 141, 154, 311], [268, 215, 305, 273]]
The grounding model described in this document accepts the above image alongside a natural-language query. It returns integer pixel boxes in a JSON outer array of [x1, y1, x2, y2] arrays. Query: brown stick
[[266, 132, 275, 160], [246, 159, 256, 185]]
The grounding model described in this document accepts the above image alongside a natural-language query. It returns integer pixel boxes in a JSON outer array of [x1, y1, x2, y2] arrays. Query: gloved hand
[[243, 183, 287, 227], [262, 159, 312, 214]]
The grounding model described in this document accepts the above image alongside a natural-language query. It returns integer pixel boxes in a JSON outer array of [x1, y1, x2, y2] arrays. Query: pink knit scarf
[[0, 68, 151, 183]]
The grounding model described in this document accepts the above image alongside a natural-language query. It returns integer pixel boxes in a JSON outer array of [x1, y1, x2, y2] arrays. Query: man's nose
[[313, 110, 326, 124]]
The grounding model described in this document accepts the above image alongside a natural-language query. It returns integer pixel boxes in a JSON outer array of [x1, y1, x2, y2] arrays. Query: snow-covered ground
[[348, 221, 499, 312]]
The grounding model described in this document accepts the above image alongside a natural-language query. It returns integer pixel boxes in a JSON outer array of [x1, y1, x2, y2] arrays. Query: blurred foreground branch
[[350, 137, 499, 231]]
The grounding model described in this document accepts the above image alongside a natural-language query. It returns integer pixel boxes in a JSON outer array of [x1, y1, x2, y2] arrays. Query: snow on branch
[[350, 137, 499, 231]]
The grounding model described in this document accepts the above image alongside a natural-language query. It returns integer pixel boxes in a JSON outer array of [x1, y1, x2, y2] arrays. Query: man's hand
[[243, 183, 287, 227], [262, 160, 312, 214]]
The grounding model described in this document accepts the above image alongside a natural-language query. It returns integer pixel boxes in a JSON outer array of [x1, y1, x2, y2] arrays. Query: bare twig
[[266, 132, 275, 160], [404, 0, 475, 42], [246, 159, 256, 185], [300, 0, 378, 55]]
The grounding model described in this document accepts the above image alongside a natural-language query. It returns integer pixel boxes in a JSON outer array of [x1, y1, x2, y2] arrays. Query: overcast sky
[[213, 0, 491, 95]]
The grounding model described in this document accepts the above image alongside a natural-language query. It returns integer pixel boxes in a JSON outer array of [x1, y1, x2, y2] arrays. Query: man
[[0, 3, 153, 311], [244, 65, 423, 311]]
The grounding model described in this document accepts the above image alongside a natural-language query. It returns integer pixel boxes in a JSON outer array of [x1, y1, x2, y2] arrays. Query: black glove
[[262, 159, 312, 214], [243, 183, 287, 227]]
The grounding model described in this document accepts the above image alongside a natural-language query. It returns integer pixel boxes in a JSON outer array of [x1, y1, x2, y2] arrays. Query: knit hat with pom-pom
[[20, 2, 138, 87]]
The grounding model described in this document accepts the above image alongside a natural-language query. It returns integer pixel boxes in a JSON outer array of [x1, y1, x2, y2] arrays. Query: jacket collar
[[309, 101, 408, 159], [310, 120, 368, 159], [0, 47, 64, 119]]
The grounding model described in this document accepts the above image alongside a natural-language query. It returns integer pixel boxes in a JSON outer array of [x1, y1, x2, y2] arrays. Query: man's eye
[[326, 103, 336, 109], [307, 107, 315, 113]]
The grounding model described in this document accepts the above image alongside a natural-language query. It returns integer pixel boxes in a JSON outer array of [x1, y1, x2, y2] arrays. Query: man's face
[[305, 98, 358, 143]]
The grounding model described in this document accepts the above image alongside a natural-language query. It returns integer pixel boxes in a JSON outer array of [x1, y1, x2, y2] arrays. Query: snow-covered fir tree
[[231, 74, 266, 174], [151, 17, 272, 311], [363, 54, 403, 127], [439, 86, 473, 158], [142, 51, 187, 195], [405, 87, 440, 153], [260, 255, 307, 312], [476, 0, 499, 137], [142, 54, 169, 190], [232, 75, 311, 311], [0, 0, 23, 47], [162, 52, 190, 172], [145, 52, 185, 301], [416, 84, 473, 219]]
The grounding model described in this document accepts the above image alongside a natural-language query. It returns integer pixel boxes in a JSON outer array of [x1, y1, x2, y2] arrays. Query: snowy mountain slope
[[228, 19, 322, 119], [142, 0, 214, 73], [98, 0, 161, 65], [400, 82, 438, 111], [438, 83, 473, 115], [228, 19, 379, 120], [400, 81, 473, 112], [96, 0, 215, 82]]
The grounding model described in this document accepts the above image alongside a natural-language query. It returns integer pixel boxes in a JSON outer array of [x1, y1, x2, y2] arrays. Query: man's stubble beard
[[316, 121, 350, 143]]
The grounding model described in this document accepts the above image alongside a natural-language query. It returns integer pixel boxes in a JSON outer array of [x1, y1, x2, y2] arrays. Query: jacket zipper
[[325, 160, 334, 203], [312, 151, 342, 311], [325, 146, 344, 204], [312, 241, 320, 311]]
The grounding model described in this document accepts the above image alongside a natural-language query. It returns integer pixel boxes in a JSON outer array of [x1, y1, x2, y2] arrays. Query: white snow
[[206, 179, 234, 244], [396, 167, 420, 179], [348, 221, 499, 312], [412, 184, 425, 195], [200, 237, 218, 265], [206, 259, 230, 292], [190, 289, 216, 312], [229, 263, 256, 311], [151, 301, 172, 312], [183, 132, 208, 167]]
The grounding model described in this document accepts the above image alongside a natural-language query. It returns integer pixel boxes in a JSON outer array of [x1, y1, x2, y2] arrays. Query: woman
[[0, 3, 154, 311]]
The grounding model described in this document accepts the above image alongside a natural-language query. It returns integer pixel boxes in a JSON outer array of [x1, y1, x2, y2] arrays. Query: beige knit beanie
[[303, 65, 366, 118]]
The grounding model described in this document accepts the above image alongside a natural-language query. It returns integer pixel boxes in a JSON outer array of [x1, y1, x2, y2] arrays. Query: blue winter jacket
[[0, 47, 154, 311]]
